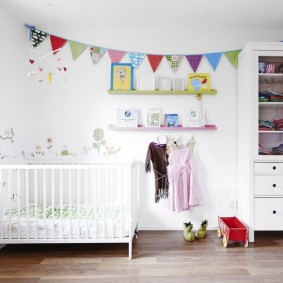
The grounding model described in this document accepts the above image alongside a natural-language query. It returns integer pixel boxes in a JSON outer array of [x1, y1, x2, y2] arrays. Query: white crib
[[0, 162, 139, 259]]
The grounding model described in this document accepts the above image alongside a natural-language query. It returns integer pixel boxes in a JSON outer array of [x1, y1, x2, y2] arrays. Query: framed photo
[[183, 108, 204, 127], [165, 113, 178, 127], [110, 63, 133, 90], [158, 77, 172, 91], [117, 108, 138, 127], [146, 107, 161, 127], [188, 73, 210, 92], [137, 74, 156, 91], [173, 77, 185, 91]]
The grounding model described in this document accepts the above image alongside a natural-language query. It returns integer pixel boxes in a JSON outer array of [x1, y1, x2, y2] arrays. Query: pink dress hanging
[[167, 147, 203, 212]]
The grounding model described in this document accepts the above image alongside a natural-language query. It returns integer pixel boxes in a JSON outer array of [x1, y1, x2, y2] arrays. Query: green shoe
[[195, 220, 208, 239], [183, 222, 195, 242]]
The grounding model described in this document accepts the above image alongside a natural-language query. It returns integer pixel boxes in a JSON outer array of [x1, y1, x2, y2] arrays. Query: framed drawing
[[146, 107, 161, 127], [173, 77, 185, 91], [110, 63, 133, 90], [117, 108, 138, 127], [158, 77, 172, 91], [137, 74, 155, 91], [188, 73, 210, 92], [165, 113, 178, 127]]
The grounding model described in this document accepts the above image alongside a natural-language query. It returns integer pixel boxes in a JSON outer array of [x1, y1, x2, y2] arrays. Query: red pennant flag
[[50, 35, 67, 54], [147, 54, 163, 72], [108, 50, 125, 63]]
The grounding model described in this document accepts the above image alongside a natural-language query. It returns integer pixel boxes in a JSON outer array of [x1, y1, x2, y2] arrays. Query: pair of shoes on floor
[[183, 220, 208, 242]]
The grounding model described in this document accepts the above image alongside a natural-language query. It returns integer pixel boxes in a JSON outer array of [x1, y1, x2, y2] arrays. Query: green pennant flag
[[224, 50, 241, 67], [69, 41, 87, 60]]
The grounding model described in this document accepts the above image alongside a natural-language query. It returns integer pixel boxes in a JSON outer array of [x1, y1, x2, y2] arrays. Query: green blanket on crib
[[6, 204, 128, 220]]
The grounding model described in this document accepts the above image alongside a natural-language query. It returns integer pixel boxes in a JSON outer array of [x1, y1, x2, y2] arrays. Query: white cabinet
[[237, 43, 283, 242]]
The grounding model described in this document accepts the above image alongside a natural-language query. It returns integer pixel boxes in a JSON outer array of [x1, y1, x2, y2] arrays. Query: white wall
[[0, 8, 28, 161], [1, 9, 283, 230]]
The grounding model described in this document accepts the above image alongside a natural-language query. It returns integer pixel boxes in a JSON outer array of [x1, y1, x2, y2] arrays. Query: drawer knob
[[273, 210, 277, 214], [273, 166, 277, 170], [273, 184, 277, 188]]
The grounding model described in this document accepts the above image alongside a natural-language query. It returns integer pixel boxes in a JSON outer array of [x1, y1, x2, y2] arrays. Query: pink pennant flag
[[186, 54, 203, 72], [147, 54, 163, 72], [108, 50, 125, 63]]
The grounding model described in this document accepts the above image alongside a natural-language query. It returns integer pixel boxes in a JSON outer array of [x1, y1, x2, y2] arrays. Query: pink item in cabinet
[[266, 64, 275, 73]]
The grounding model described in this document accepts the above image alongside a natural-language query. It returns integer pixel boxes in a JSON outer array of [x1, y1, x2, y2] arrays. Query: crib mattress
[[0, 204, 130, 239]]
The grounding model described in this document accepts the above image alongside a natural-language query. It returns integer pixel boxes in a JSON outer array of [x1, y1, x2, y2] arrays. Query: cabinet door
[[255, 51, 283, 160]]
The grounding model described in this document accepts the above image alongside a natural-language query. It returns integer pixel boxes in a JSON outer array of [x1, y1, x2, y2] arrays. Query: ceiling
[[1, 0, 283, 53], [1, 0, 283, 31]]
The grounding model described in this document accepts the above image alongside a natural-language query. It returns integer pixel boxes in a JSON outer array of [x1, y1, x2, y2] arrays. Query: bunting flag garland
[[186, 54, 203, 72], [147, 54, 163, 72], [165, 55, 182, 72], [205, 52, 222, 71], [25, 24, 254, 74], [69, 41, 87, 60], [108, 50, 125, 63], [50, 35, 67, 54], [128, 52, 145, 68], [31, 29, 49, 47], [90, 46, 107, 64], [224, 50, 241, 67]]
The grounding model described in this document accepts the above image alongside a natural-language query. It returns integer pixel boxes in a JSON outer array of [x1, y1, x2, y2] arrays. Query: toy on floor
[[195, 219, 208, 239], [183, 222, 195, 242]]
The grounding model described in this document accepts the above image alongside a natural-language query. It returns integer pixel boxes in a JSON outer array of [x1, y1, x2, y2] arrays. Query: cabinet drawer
[[254, 163, 283, 174], [254, 175, 283, 196], [255, 198, 283, 228]]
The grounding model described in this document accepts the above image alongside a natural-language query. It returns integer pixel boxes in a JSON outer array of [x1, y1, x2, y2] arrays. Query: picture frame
[[183, 108, 205, 127], [173, 77, 185, 91], [165, 113, 178, 127], [158, 77, 172, 91], [188, 73, 210, 92], [137, 74, 156, 91], [117, 108, 139, 127], [110, 63, 133, 90], [146, 107, 161, 127]]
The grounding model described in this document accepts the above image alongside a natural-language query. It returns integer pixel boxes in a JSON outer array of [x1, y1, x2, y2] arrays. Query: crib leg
[[128, 239, 132, 260]]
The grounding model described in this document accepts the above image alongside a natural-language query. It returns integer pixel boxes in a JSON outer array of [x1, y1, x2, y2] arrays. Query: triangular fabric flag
[[108, 50, 125, 63], [90, 46, 107, 64], [50, 35, 67, 54], [224, 50, 241, 67], [205, 52, 222, 71], [147, 54, 163, 72], [165, 55, 182, 72], [186, 54, 203, 72], [128, 52, 145, 68], [69, 41, 87, 60], [31, 29, 48, 47]]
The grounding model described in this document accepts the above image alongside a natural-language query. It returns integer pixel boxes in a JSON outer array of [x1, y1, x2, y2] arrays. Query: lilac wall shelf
[[108, 124, 217, 131]]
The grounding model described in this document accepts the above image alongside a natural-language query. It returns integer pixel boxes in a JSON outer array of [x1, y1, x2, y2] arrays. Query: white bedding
[[0, 204, 130, 239]]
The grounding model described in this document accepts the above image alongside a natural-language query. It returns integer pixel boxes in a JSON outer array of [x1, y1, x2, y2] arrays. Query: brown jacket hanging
[[145, 142, 169, 202]]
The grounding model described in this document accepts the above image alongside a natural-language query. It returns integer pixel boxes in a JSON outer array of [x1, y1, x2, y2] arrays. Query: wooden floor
[[1, 230, 283, 282]]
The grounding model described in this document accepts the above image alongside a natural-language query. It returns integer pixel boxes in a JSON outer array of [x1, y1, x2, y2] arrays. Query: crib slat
[[43, 169, 47, 240], [8, 169, 11, 240], [77, 169, 80, 239], [85, 168, 89, 239], [25, 169, 29, 240], [68, 169, 71, 240], [51, 169, 55, 240], [0, 169, 3, 240], [60, 169, 63, 239], [16, 169, 20, 240]]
